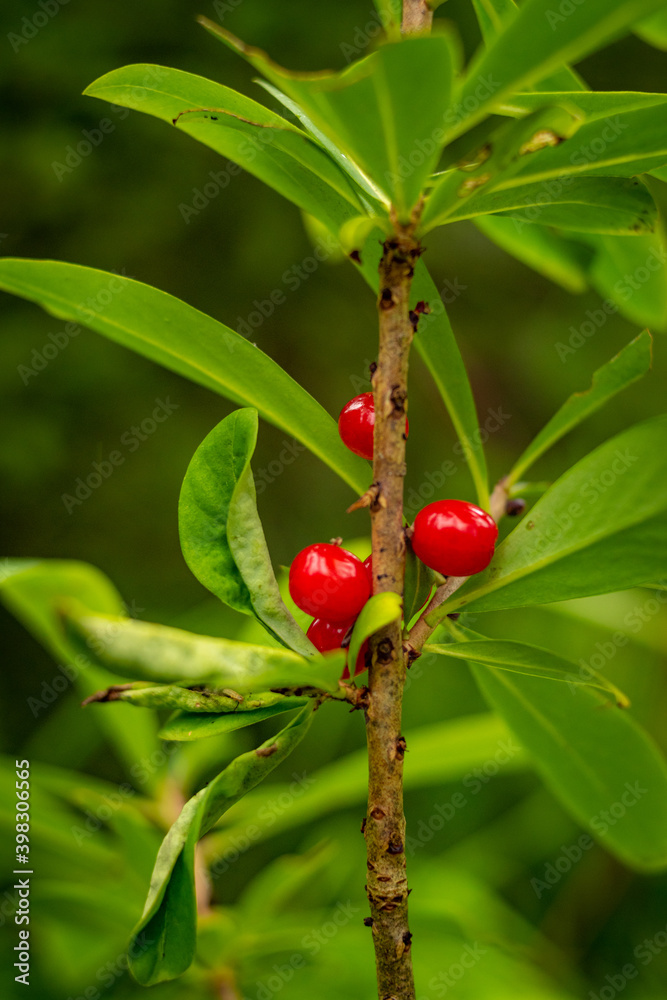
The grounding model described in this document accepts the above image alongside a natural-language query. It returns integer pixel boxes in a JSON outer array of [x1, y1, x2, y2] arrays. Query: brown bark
[[401, 0, 433, 34], [364, 229, 421, 1000]]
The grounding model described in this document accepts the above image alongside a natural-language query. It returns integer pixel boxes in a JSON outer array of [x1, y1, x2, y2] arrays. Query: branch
[[401, 0, 433, 34], [364, 223, 421, 1000]]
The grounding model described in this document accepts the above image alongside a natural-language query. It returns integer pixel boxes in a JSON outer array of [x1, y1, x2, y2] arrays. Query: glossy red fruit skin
[[307, 618, 368, 679], [412, 499, 498, 577], [289, 543, 371, 622], [306, 617, 353, 653], [363, 554, 373, 592], [338, 393, 409, 461]]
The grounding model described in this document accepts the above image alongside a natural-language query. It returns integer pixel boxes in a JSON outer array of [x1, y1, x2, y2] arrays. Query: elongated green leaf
[[492, 106, 667, 190], [446, 176, 657, 235], [200, 21, 460, 217], [472, 0, 588, 92], [450, 0, 667, 141], [508, 331, 652, 485], [87, 682, 292, 714], [471, 0, 517, 42], [354, 233, 489, 507], [499, 90, 667, 121], [84, 64, 365, 232], [348, 591, 402, 671], [470, 664, 667, 871], [207, 712, 525, 855], [65, 609, 346, 693], [0, 560, 162, 784], [422, 105, 582, 232], [634, 7, 667, 48], [431, 415, 667, 617], [473, 215, 590, 292], [129, 704, 315, 985], [179, 408, 314, 654], [584, 231, 667, 331], [427, 637, 629, 705], [255, 80, 391, 207], [0, 260, 368, 493], [158, 697, 308, 741]]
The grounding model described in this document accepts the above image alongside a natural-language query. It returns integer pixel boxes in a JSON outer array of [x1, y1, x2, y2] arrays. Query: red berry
[[289, 543, 371, 622], [338, 393, 409, 461], [363, 554, 373, 591], [306, 617, 353, 653], [411, 499, 498, 577], [307, 617, 369, 678]]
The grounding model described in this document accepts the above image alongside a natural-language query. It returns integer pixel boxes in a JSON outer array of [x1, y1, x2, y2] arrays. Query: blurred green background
[[1, 1, 667, 998]]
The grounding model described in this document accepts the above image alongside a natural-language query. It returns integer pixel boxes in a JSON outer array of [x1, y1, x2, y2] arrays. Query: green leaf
[[179, 408, 314, 655], [499, 90, 667, 121], [490, 106, 667, 189], [426, 635, 629, 705], [84, 682, 294, 714], [0, 260, 368, 494], [584, 231, 667, 331], [450, 0, 667, 141], [158, 698, 308, 741], [0, 560, 161, 785], [508, 331, 653, 485], [370, 0, 402, 37], [470, 663, 667, 871], [347, 592, 403, 671], [473, 215, 590, 293], [421, 105, 582, 232], [129, 704, 315, 985], [432, 415, 667, 616], [472, 0, 588, 92], [199, 21, 460, 217], [64, 609, 346, 693], [634, 7, 667, 48], [0, 558, 124, 660], [354, 234, 490, 507], [84, 65, 365, 232], [445, 176, 658, 235]]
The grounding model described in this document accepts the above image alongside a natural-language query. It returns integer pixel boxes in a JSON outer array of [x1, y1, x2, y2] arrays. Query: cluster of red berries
[[288, 394, 498, 675]]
